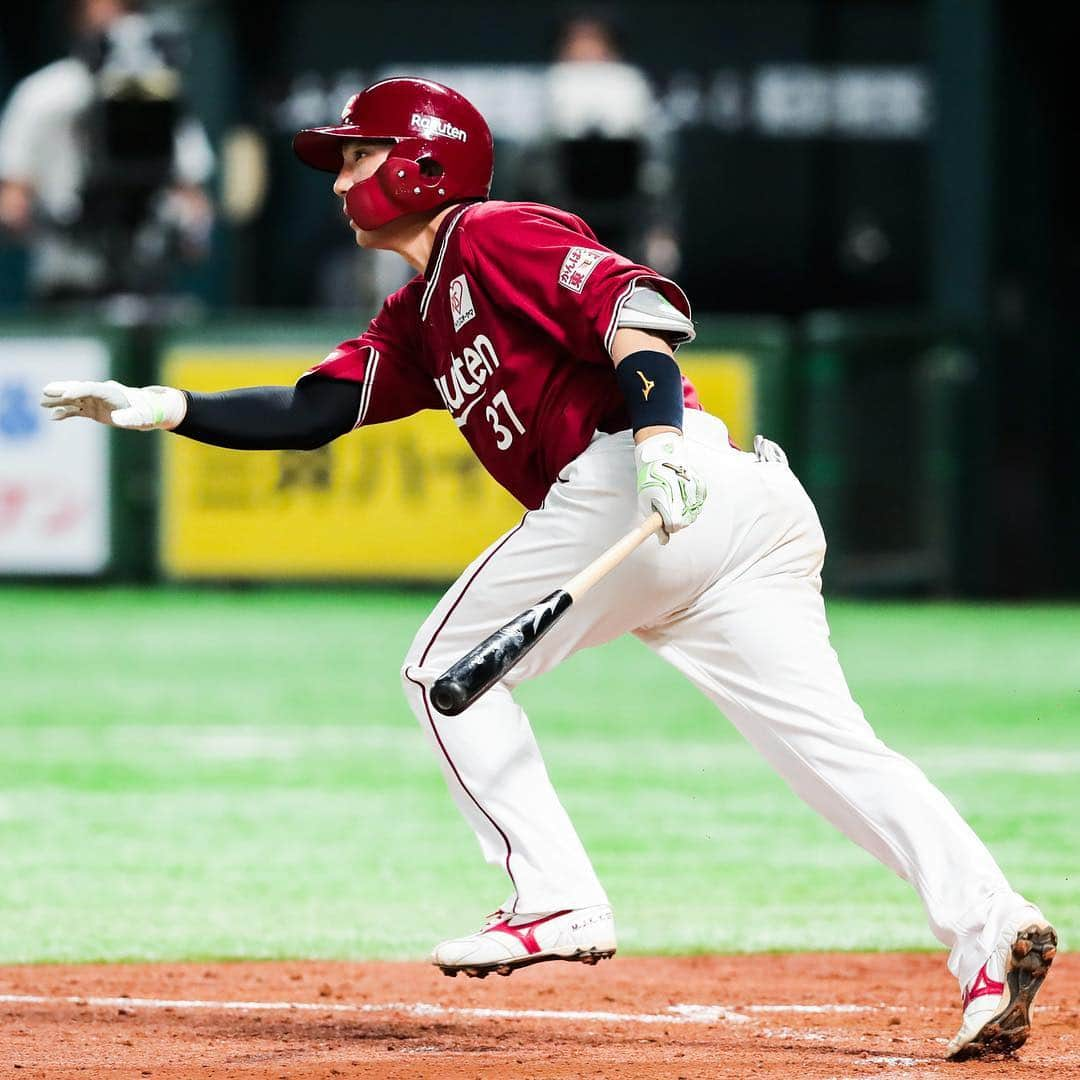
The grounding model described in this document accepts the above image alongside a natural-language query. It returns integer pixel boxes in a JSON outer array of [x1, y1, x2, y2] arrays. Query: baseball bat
[[430, 511, 665, 716]]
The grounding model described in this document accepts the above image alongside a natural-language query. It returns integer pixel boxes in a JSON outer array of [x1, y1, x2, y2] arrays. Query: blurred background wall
[[0, 0, 1074, 595]]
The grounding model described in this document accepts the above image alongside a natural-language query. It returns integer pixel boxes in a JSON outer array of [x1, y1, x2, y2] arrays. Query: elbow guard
[[616, 286, 695, 345]]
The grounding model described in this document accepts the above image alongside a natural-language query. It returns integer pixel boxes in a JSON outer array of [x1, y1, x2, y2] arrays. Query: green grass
[[1, 587, 1077, 963]]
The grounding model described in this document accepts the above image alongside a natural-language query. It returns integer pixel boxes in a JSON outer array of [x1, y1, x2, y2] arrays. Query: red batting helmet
[[293, 77, 493, 230]]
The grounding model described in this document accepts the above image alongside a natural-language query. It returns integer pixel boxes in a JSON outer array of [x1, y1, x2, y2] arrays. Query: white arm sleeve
[[616, 285, 696, 344]]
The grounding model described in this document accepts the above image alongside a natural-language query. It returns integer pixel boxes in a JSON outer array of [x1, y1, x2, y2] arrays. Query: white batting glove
[[634, 431, 707, 544], [753, 434, 788, 465], [40, 380, 187, 431]]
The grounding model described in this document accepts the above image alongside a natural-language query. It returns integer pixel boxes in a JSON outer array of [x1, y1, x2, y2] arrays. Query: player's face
[[334, 140, 393, 246]]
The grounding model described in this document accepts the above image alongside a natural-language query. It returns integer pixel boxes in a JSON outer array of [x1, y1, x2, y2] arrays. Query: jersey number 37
[[486, 389, 526, 450]]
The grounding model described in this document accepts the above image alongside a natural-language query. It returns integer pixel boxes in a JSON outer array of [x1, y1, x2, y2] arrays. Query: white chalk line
[[742, 1004, 869, 1014], [0, 995, 900, 1025], [0, 994, 749, 1025], [0, 993, 1061, 1028]]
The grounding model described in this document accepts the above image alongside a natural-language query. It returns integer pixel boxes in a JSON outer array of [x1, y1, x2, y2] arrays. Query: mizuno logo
[[637, 370, 655, 400]]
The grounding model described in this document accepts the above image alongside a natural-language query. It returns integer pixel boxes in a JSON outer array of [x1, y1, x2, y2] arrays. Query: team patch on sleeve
[[558, 247, 610, 294], [448, 273, 476, 332]]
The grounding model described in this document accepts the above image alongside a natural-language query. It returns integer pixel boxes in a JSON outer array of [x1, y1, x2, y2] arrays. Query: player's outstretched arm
[[40, 378, 363, 451]]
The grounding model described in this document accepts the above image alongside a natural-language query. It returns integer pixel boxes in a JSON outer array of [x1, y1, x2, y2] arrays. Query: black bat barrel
[[430, 589, 574, 715], [428, 677, 471, 716]]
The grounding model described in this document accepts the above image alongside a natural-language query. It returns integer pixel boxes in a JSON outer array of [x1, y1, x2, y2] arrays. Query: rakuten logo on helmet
[[411, 113, 468, 142]]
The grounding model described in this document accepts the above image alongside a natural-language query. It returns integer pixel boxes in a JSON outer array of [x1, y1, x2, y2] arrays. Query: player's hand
[[753, 434, 788, 465], [40, 380, 187, 431], [634, 431, 707, 544]]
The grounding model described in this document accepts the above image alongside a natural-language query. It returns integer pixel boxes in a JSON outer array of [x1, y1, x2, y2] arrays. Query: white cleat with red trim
[[433, 905, 616, 978], [946, 921, 1057, 1061]]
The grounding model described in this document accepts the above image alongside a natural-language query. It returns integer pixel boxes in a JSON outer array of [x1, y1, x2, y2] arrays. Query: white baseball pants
[[402, 410, 1038, 987]]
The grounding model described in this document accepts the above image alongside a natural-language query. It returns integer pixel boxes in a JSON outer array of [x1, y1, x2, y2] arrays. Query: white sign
[[0, 338, 111, 574]]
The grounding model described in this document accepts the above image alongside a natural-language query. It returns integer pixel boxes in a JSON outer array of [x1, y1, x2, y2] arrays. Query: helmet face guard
[[293, 78, 493, 230], [345, 139, 449, 231]]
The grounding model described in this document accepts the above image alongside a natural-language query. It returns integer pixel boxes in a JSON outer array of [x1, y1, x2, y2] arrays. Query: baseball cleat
[[946, 922, 1057, 1061], [432, 904, 616, 978]]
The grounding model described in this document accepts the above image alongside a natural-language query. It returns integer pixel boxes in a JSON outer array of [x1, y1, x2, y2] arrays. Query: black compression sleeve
[[173, 377, 363, 451], [614, 350, 684, 433]]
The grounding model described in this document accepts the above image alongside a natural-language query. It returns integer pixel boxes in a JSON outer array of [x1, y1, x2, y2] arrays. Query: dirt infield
[[1, 954, 1076, 1078]]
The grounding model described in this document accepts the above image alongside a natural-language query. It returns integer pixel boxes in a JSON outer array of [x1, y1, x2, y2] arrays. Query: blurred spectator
[[0, 0, 214, 303], [523, 12, 680, 274]]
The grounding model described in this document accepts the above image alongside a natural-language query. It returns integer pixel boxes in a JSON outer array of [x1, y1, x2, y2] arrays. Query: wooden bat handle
[[563, 511, 664, 600]]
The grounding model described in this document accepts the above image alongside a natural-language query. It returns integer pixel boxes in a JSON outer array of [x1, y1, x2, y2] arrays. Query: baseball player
[[40, 78, 1055, 1060]]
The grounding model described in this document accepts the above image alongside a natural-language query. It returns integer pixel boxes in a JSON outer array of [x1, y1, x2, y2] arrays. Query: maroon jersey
[[301, 201, 699, 509]]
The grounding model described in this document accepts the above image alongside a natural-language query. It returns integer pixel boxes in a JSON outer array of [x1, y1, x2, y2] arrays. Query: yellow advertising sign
[[159, 348, 754, 581], [687, 352, 755, 449]]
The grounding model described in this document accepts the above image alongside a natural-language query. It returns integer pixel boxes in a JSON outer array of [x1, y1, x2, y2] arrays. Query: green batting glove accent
[[665, 463, 707, 520], [633, 431, 708, 541]]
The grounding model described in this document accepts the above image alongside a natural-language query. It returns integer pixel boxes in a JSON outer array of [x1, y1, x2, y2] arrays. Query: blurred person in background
[[523, 10, 680, 275], [0, 0, 213, 304]]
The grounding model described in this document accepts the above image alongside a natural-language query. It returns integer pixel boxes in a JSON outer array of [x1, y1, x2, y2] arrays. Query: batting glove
[[753, 434, 788, 465], [40, 380, 187, 431], [634, 431, 707, 544]]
